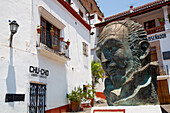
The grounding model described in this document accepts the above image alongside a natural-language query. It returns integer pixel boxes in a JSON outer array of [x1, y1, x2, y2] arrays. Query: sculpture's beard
[[105, 57, 142, 90]]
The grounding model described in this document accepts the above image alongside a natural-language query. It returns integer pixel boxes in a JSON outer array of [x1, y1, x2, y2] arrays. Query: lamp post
[[9, 20, 19, 47]]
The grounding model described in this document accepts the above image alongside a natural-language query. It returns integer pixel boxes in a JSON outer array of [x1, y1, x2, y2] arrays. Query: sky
[[96, 0, 156, 17]]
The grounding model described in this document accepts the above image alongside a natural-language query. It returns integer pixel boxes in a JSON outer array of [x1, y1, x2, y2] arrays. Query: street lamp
[[9, 20, 19, 47]]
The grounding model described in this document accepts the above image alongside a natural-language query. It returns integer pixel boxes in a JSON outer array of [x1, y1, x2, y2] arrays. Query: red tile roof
[[95, 0, 170, 27]]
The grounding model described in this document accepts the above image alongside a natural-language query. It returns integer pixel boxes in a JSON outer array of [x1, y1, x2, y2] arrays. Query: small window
[[144, 20, 155, 29], [40, 17, 60, 52], [79, 9, 84, 18], [90, 15, 94, 20], [66, 0, 71, 4], [83, 42, 88, 56]]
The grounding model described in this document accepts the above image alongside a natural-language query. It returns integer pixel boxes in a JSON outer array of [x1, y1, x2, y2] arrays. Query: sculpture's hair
[[98, 19, 147, 57]]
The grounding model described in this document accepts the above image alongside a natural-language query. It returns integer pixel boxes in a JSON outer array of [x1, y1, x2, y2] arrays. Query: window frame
[[144, 19, 156, 30], [40, 16, 60, 50], [83, 42, 88, 56]]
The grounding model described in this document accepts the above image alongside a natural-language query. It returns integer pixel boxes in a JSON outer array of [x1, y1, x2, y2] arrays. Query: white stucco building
[[0, 0, 93, 112]]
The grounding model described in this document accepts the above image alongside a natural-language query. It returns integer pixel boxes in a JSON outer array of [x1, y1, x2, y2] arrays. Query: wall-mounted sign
[[5, 94, 25, 102], [29, 66, 49, 78], [163, 51, 170, 60], [147, 33, 166, 41]]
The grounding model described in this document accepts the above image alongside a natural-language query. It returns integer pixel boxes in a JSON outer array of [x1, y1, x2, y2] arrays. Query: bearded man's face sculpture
[[96, 20, 159, 106]]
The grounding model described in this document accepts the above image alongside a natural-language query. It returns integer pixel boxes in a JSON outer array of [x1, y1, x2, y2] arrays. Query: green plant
[[157, 18, 164, 22], [85, 84, 96, 99], [37, 25, 41, 29], [67, 39, 70, 42], [67, 86, 86, 102], [91, 60, 105, 85], [50, 25, 54, 31]]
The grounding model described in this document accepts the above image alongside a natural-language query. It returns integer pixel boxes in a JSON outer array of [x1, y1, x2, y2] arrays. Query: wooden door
[[157, 80, 170, 104]]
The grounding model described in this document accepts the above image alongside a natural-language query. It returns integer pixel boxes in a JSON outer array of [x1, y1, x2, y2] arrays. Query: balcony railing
[[146, 26, 165, 35], [37, 29, 69, 59]]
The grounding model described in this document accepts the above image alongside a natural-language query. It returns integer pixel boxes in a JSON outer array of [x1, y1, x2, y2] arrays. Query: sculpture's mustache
[[103, 61, 126, 76]]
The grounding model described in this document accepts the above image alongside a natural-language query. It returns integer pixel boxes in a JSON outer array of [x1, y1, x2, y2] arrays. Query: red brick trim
[[57, 0, 91, 31], [95, 0, 170, 27], [46, 104, 70, 113], [95, 92, 106, 99], [93, 109, 125, 113], [45, 103, 92, 113]]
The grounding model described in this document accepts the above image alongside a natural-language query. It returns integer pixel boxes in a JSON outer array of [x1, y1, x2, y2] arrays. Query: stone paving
[[161, 104, 170, 113], [65, 99, 107, 113], [65, 99, 170, 113]]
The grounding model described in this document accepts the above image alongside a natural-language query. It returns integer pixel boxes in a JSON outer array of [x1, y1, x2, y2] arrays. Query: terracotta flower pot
[[160, 22, 164, 26], [90, 98, 94, 107], [67, 41, 70, 46], [60, 37, 64, 42], [50, 30, 54, 36], [37, 28, 41, 34], [71, 101, 80, 112], [52, 46, 59, 52]]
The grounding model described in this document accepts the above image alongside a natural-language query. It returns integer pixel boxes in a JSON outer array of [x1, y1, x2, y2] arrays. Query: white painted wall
[[0, 0, 92, 112], [90, 13, 105, 93]]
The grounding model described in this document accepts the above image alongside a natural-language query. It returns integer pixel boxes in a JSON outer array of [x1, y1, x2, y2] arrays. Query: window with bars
[[144, 20, 155, 29], [41, 17, 60, 52], [83, 42, 88, 56]]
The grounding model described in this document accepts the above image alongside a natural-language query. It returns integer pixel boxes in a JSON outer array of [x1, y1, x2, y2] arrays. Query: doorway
[[29, 83, 46, 113]]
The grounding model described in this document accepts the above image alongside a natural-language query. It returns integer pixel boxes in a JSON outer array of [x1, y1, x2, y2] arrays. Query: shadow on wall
[[6, 48, 16, 107]]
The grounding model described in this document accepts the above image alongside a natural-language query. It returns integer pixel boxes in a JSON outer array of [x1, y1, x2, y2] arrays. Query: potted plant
[[157, 18, 165, 26], [60, 37, 64, 42], [37, 25, 42, 34], [52, 44, 60, 52], [66, 39, 70, 46], [85, 84, 96, 107], [50, 25, 54, 36], [67, 86, 86, 112]]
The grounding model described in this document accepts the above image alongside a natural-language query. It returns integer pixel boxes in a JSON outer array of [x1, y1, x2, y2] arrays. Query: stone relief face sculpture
[[96, 20, 159, 106]]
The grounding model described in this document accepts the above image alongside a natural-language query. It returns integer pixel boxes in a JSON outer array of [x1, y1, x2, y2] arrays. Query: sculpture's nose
[[101, 52, 107, 63], [101, 52, 111, 69]]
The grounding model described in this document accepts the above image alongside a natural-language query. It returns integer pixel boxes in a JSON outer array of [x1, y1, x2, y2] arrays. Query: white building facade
[[0, 0, 92, 112]]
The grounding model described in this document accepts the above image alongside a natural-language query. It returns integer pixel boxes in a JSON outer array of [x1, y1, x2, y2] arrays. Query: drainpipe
[[78, 0, 91, 25]]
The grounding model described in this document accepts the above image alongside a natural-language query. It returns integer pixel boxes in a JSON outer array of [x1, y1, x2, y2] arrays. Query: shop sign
[[5, 94, 25, 102], [147, 33, 166, 41], [29, 66, 49, 78]]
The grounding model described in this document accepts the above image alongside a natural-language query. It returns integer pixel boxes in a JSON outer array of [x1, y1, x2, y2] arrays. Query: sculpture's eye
[[141, 42, 149, 53], [141, 42, 148, 50]]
